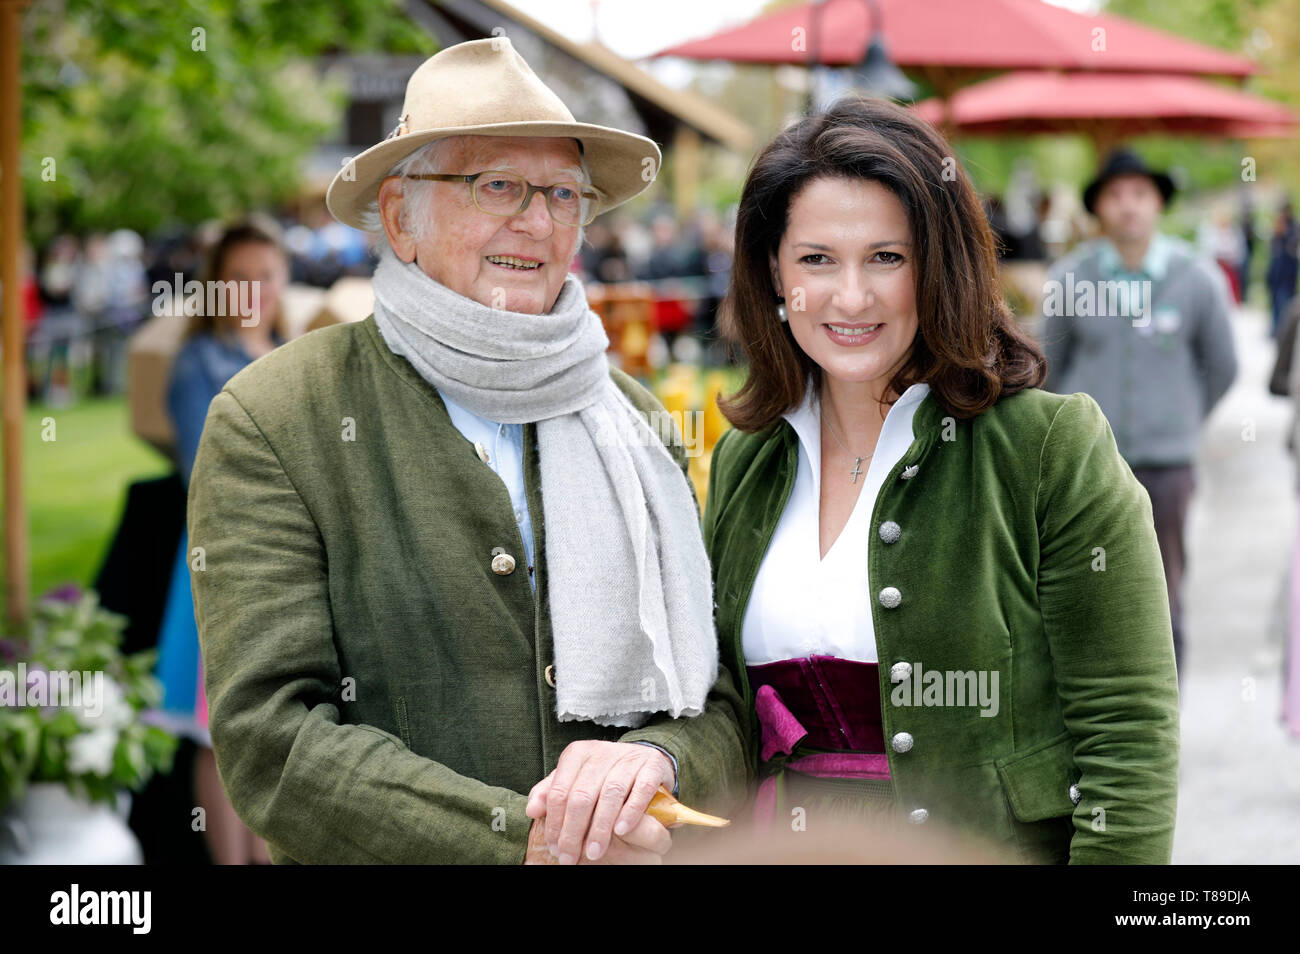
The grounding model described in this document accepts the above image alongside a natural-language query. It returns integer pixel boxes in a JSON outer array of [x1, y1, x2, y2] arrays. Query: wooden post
[[673, 125, 700, 222], [1, 0, 29, 622]]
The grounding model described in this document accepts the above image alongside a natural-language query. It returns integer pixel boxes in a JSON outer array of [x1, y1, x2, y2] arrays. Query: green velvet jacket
[[187, 316, 750, 864], [700, 385, 1180, 864]]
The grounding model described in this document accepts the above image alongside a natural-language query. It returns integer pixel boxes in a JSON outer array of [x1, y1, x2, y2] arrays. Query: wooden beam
[[1, 0, 28, 622]]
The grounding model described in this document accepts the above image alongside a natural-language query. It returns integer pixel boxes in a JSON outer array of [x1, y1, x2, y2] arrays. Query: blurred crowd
[[14, 202, 744, 407], [14, 180, 1300, 410], [20, 210, 376, 407]]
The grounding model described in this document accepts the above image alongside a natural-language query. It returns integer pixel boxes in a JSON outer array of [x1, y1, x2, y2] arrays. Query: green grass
[[1, 397, 171, 615]]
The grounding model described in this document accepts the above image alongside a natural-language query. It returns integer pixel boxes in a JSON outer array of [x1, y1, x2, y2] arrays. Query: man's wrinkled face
[[378, 135, 585, 314], [1093, 174, 1163, 246]]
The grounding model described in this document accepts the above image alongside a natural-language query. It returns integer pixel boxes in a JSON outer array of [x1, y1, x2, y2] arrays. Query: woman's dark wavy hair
[[717, 94, 1046, 432]]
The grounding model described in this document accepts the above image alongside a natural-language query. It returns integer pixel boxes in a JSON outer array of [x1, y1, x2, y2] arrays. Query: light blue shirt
[[435, 387, 679, 793], [437, 390, 536, 591], [1097, 231, 1173, 281]]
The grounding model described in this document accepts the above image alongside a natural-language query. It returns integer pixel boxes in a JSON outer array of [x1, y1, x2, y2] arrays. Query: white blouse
[[741, 379, 932, 665]]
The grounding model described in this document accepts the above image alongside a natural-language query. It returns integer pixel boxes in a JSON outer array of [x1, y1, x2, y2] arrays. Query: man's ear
[[378, 176, 417, 263]]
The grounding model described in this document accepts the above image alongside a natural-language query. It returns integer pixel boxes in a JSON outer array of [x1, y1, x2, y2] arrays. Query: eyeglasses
[[404, 170, 603, 227]]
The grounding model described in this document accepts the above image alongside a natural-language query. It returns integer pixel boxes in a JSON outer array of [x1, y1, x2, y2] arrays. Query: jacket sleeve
[[1188, 259, 1238, 421], [618, 425, 751, 817], [1035, 393, 1180, 864], [189, 389, 533, 864]]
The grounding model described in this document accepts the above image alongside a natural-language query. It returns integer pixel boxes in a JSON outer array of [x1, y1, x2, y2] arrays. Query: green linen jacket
[[701, 385, 1180, 864], [187, 316, 750, 864]]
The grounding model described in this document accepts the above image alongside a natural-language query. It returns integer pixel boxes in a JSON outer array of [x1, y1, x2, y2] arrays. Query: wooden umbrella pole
[[1, 0, 29, 623]]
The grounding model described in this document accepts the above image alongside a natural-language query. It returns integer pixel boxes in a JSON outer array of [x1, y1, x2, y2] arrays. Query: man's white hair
[[356, 137, 591, 262]]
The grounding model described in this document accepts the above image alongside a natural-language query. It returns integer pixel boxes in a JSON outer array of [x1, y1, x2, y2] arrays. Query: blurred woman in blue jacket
[[154, 215, 288, 864]]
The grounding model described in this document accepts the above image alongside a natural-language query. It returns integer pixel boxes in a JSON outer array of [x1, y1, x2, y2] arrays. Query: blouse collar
[[781, 377, 932, 496]]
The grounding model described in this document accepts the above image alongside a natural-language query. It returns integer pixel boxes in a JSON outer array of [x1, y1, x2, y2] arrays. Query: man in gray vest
[[1039, 148, 1238, 684]]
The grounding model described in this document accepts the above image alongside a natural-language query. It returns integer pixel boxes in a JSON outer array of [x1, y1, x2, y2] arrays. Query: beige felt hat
[[326, 37, 662, 230]]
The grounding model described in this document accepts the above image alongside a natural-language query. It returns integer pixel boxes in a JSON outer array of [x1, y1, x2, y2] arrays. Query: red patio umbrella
[[654, 0, 1260, 126], [911, 71, 1295, 151], [654, 0, 1257, 77]]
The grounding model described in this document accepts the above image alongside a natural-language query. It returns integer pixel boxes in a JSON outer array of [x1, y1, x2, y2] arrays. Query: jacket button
[[544, 664, 556, 688], [878, 586, 902, 609], [1069, 783, 1081, 805], [891, 731, 914, 753], [890, 661, 912, 683], [474, 441, 490, 464], [491, 548, 516, 575], [907, 808, 929, 824], [900, 464, 919, 480], [878, 521, 901, 544]]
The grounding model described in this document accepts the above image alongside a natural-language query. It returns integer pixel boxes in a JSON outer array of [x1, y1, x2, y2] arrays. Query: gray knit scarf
[[370, 252, 717, 728]]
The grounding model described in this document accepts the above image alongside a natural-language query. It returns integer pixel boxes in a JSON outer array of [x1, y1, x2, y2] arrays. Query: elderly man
[[187, 38, 749, 864]]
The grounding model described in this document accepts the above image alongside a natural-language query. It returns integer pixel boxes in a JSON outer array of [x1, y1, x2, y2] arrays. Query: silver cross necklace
[[822, 403, 874, 484]]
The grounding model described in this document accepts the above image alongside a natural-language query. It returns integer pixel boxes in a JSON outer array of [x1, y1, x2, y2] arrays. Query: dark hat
[[1082, 149, 1175, 215]]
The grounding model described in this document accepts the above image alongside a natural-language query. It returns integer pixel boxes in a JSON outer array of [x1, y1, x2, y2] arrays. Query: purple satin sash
[[747, 655, 892, 827]]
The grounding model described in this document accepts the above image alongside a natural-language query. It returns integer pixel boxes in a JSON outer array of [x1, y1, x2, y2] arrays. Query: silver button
[[907, 808, 929, 824], [878, 586, 902, 609], [878, 520, 901, 544], [544, 664, 556, 688], [890, 661, 912, 683], [1068, 784, 1081, 805], [491, 547, 516, 575], [901, 464, 919, 480], [891, 731, 913, 753]]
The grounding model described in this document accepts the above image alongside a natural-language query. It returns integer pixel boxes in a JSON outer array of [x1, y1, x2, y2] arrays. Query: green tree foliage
[[22, 0, 438, 244]]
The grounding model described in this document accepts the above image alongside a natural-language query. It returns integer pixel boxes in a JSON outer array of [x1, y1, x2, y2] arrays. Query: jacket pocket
[[995, 730, 1078, 821], [995, 730, 1079, 864]]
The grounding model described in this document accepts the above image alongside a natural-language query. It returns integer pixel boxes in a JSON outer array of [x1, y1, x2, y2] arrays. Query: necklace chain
[[821, 401, 874, 484]]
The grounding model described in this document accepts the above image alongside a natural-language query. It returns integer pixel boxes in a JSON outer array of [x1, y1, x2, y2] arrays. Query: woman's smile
[[823, 322, 885, 346]]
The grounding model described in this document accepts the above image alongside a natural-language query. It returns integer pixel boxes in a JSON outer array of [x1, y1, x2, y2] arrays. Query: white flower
[[73, 674, 132, 731], [66, 727, 119, 777]]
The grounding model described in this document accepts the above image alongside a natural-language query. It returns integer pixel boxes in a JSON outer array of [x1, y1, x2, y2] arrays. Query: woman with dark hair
[[702, 95, 1179, 864], [152, 214, 288, 864]]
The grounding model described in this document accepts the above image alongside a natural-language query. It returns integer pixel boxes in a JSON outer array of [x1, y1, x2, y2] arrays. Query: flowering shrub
[[0, 586, 177, 810]]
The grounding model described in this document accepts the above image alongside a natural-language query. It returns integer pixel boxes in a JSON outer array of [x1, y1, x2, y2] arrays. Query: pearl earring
[[776, 298, 788, 323]]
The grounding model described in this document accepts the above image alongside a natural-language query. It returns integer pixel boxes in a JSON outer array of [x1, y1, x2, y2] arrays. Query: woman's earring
[[776, 298, 788, 323]]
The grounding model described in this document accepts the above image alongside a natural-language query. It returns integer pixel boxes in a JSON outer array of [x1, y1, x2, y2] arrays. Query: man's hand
[[524, 740, 675, 864], [524, 814, 669, 865]]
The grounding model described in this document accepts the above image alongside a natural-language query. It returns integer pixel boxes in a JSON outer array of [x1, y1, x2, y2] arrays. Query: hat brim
[[326, 121, 662, 230], [1083, 171, 1175, 215]]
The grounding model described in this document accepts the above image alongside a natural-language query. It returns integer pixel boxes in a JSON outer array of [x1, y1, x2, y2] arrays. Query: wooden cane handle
[[646, 785, 731, 828]]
